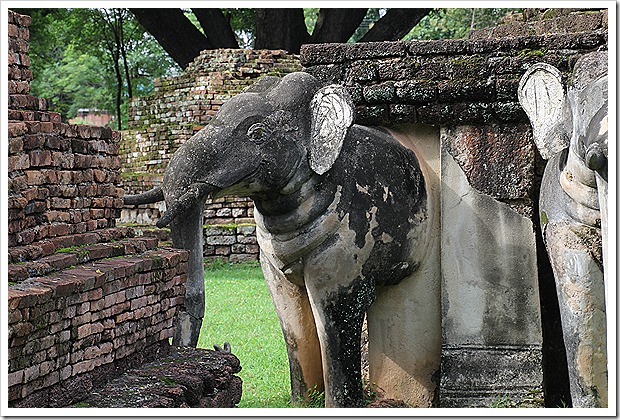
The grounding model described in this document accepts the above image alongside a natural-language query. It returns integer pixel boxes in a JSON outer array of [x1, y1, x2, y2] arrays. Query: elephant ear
[[308, 85, 355, 175], [518, 63, 572, 160]]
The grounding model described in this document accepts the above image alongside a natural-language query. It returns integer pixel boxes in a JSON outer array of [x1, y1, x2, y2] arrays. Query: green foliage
[[301, 385, 325, 408], [488, 393, 513, 408], [14, 8, 179, 128], [198, 260, 292, 408], [406, 8, 520, 40], [304, 8, 319, 34]]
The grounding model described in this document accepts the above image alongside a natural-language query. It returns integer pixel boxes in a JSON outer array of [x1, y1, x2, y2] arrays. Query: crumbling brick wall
[[120, 49, 301, 262], [7, 10, 191, 407]]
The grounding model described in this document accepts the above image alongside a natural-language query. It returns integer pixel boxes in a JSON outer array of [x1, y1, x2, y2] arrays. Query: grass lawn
[[197, 260, 294, 408]]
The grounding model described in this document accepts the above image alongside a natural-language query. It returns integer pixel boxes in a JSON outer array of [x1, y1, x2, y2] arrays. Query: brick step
[[8, 109, 61, 123], [8, 236, 161, 284], [128, 226, 172, 244], [73, 346, 242, 408], [8, 227, 137, 264], [8, 248, 189, 407]]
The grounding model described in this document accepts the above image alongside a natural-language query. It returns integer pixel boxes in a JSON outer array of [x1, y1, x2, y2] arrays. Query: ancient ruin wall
[[120, 49, 301, 261], [7, 10, 191, 407], [301, 7, 607, 408]]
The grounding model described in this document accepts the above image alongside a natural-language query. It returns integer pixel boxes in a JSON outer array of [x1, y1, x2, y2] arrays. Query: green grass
[[197, 260, 293, 408]]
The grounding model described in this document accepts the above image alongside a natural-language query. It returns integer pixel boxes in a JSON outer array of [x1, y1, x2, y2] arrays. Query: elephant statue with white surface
[[518, 51, 608, 408], [124, 72, 436, 407]]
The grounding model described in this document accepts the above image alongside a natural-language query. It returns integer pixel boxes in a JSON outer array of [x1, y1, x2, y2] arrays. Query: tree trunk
[[360, 8, 432, 42], [253, 9, 309, 53], [308, 9, 368, 44], [116, 10, 133, 98], [192, 8, 239, 48], [130, 8, 212, 68]]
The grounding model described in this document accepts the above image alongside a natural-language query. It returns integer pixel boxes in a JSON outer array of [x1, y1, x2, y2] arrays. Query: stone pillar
[[439, 124, 544, 407]]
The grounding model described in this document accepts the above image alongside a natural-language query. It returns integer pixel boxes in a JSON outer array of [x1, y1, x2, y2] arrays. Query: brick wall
[[120, 49, 301, 262], [8, 247, 188, 407], [8, 10, 122, 249], [121, 48, 301, 179], [7, 10, 189, 407]]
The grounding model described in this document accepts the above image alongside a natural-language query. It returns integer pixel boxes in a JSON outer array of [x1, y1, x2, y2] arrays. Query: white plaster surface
[[518, 63, 571, 160], [439, 134, 542, 346], [366, 124, 442, 407]]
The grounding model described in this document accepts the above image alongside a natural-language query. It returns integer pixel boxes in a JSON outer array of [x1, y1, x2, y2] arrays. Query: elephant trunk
[[157, 182, 218, 228], [160, 182, 218, 346], [123, 186, 164, 205], [559, 148, 601, 228], [170, 202, 205, 347]]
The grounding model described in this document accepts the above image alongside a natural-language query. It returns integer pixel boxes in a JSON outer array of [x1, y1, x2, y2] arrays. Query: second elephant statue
[[518, 51, 608, 407], [124, 72, 435, 407]]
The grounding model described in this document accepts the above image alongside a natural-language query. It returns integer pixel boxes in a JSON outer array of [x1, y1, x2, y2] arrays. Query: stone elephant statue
[[518, 51, 608, 407], [124, 72, 435, 407]]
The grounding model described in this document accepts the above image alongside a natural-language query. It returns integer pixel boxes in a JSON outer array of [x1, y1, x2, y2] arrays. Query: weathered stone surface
[[439, 144, 543, 406], [300, 13, 607, 128], [440, 345, 544, 407], [442, 124, 535, 209], [368, 125, 442, 408]]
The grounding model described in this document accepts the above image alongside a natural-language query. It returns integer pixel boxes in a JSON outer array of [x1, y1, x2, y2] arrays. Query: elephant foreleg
[[545, 222, 607, 408], [306, 279, 374, 408], [261, 255, 324, 405]]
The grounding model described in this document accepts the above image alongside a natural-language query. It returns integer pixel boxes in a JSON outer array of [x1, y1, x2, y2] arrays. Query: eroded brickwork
[[7, 10, 190, 407]]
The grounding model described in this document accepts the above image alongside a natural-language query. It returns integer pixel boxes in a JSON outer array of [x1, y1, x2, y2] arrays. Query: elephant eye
[[247, 123, 270, 144]]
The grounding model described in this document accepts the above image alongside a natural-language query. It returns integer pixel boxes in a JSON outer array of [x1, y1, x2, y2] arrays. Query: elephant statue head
[[125, 72, 432, 407], [518, 51, 608, 407]]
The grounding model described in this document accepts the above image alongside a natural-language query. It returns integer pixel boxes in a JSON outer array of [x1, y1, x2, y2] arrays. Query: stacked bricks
[[120, 49, 301, 261], [8, 9, 123, 249], [7, 10, 190, 407], [8, 246, 188, 407], [204, 224, 259, 263]]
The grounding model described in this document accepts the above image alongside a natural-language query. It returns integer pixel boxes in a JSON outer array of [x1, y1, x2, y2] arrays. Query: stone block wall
[[301, 7, 607, 408], [120, 49, 301, 261], [6, 10, 191, 408]]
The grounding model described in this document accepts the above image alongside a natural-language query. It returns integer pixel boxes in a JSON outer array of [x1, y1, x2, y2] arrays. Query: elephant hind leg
[[261, 257, 324, 404]]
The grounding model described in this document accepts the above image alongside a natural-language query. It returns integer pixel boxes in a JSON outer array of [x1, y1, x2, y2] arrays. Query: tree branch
[[308, 9, 368, 44], [130, 8, 212, 68], [192, 8, 239, 48], [360, 8, 432, 42]]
